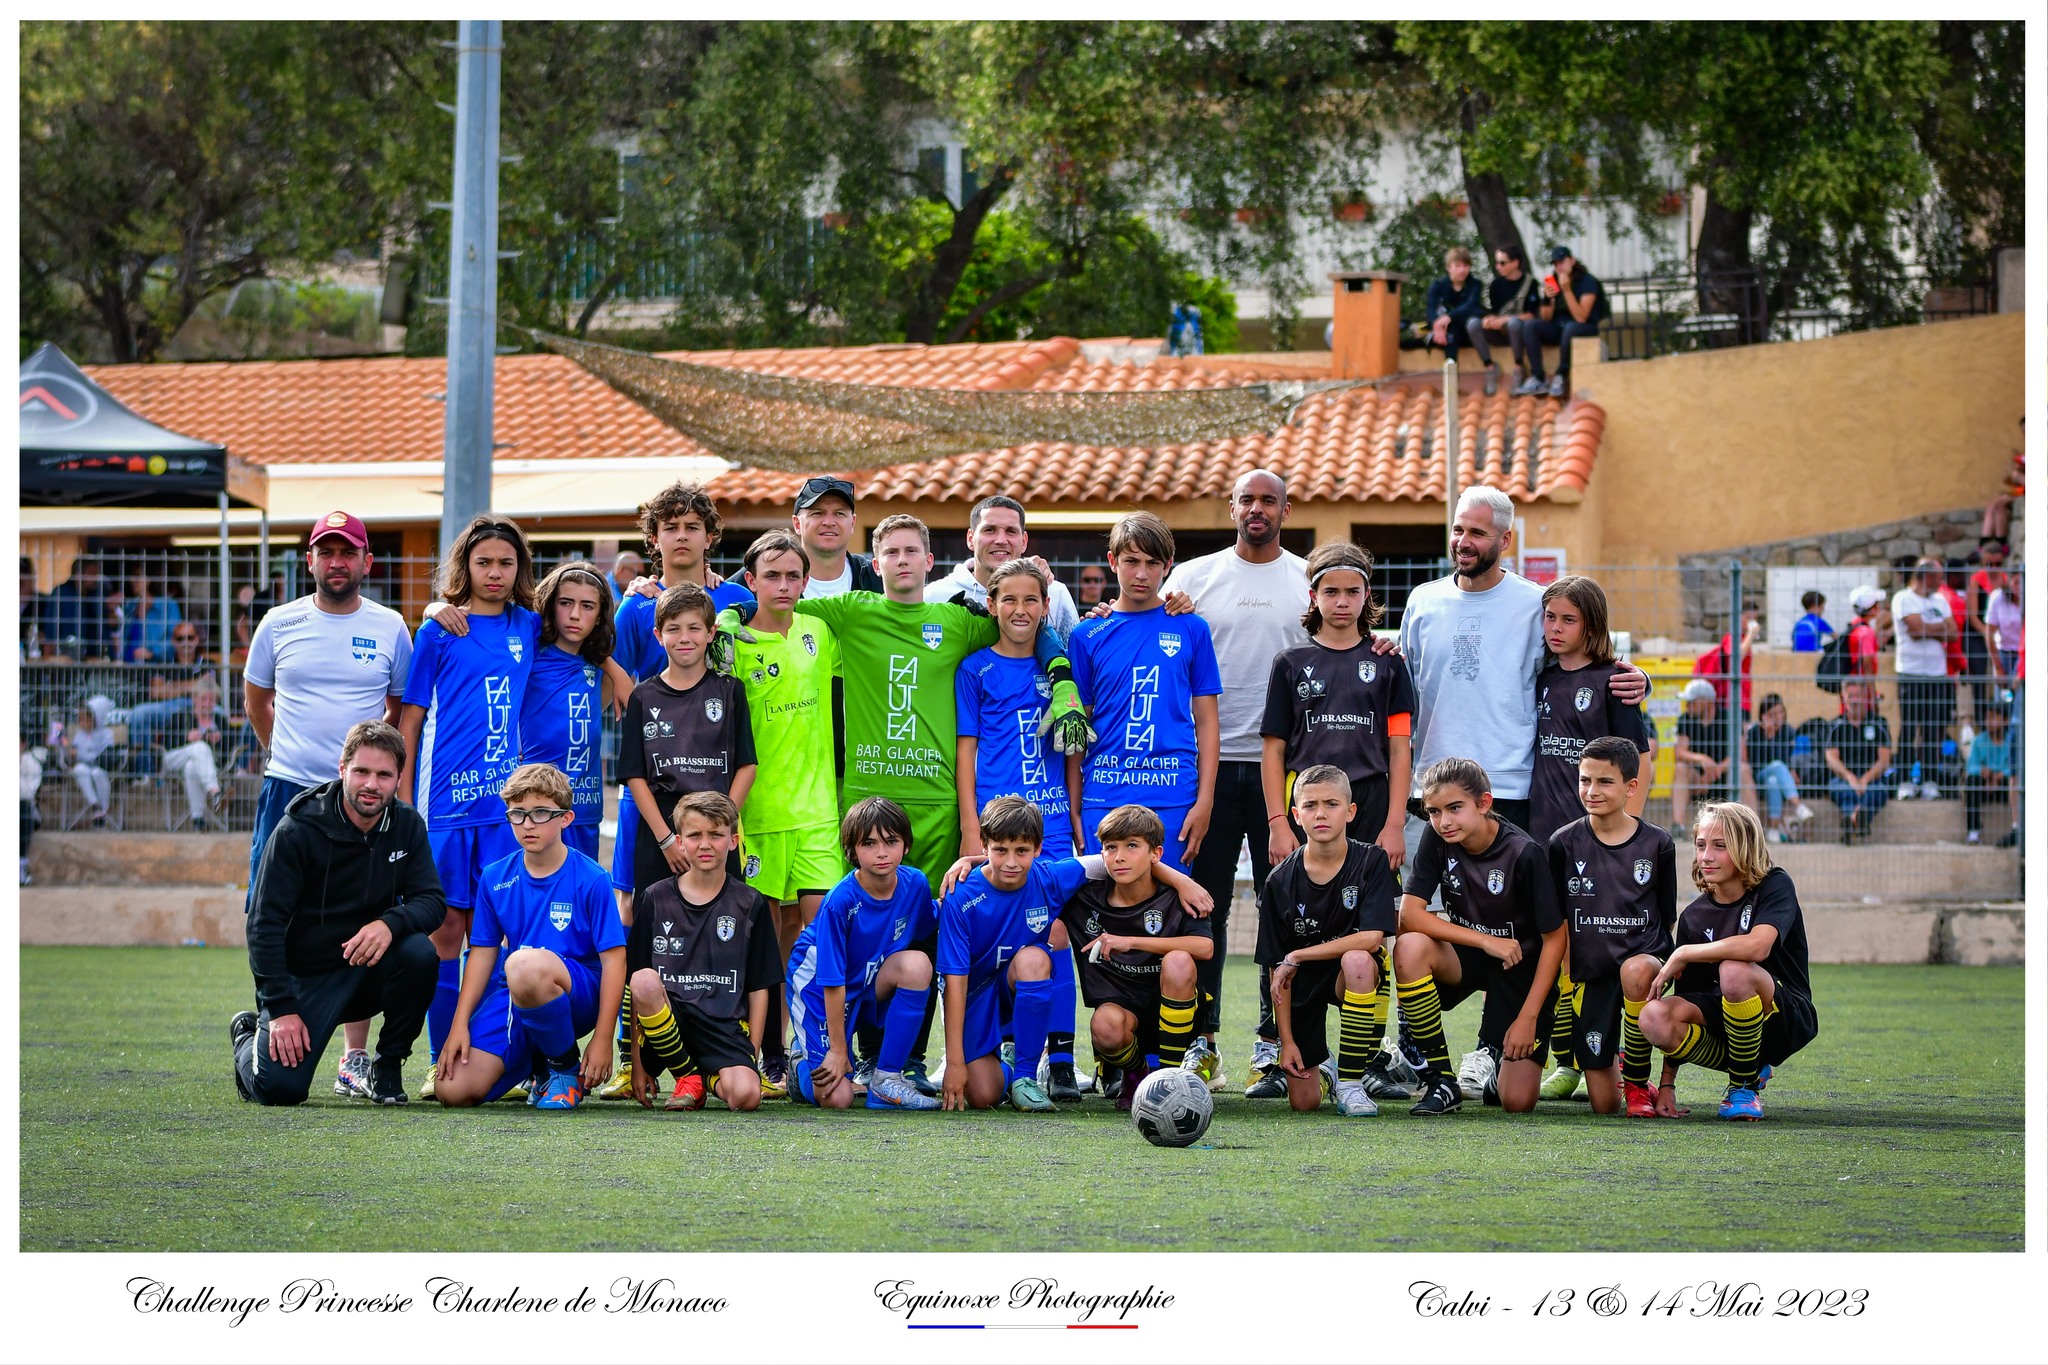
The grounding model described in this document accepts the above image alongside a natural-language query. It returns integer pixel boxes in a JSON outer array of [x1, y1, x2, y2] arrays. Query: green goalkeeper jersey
[[732, 611, 842, 835], [793, 592, 997, 807]]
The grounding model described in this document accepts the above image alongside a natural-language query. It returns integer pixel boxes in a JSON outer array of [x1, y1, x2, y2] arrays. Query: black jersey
[[1530, 660, 1651, 842], [1255, 839, 1398, 966], [618, 672, 756, 808], [632, 875, 780, 1019], [1547, 816, 1676, 979], [1675, 866, 1812, 1001], [1409, 818, 1562, 954], [1260, 640, 1416, 790], [1059, 878, 1211, 1006]]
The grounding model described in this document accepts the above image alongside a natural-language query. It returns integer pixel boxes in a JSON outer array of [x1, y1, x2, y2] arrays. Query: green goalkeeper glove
[[709, 609, 756, 679], [1038, 677, 1095, 755]]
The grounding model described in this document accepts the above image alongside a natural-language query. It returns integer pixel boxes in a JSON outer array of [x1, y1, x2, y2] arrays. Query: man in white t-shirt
[[1890, 557, 1956, 801], [1161, 468, 1310, 1094], [242, 511, 412, 1094], [791, 477, 882, 599], [922, 495, 1080, 641]]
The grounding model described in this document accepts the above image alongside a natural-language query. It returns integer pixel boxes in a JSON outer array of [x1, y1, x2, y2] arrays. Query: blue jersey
[[404, 606, 541, 827], [937, 857, 1093, 994], [790, 867, 936, 1000], [520, 645, 605, 825], [469, 848, 625, 987], [1067, 605, 1222, 810], [613, 579, 756, 682], [955, 647, 1070, 822]]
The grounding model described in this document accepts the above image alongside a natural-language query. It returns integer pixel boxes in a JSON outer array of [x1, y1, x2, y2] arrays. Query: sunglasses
[[173, 633, 199, 643], [507, 807, 570, 826]]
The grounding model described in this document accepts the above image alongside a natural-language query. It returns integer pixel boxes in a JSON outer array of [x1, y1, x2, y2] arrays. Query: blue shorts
[[788, 988, 878, 1106], [956, 977, 1010, 1067], [1082, 803, 1193, 870], [466, 957, 602, 1102], [610, 787, 638, 892], [429, 822, 521, 910], [565, 818, 599, 862]]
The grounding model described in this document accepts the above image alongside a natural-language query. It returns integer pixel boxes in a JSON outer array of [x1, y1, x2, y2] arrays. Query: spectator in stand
[[1464, 243, 1543, 397], [161, 675, 226, 831], [124, 624, 220, 775], [1824, 680, 1894, 843], [1939, 559, 1970, 707], [21, 737, 43, 885], [1745, 692, 1812, 842], [1790, 591, 1833, 652], [1985, 564, 2023, 685], [1075, 564, 1109, 611], [121, 570, 184, 663], [41, 556, 114, 661], [1423, 246, 1486, 367], [20, 558, 48, 660], [1511, 246, 1607, 399], [63, 695, 117, 826], [1842, 586, 1889, 678], [1891, 558, 1955, 801], [1963, 703, 2016, 847], [1695, 608, 1761, 719], [1670, 678, 1731, 834], [609, 550, 646, 601], [1965, 539, 2011, 724]]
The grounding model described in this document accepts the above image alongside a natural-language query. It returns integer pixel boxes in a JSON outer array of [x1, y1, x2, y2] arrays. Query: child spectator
[[1745, 694, 1812, 843], [1424, 247, 1485, 366], [64, 695, 117, 826], [1842, 586, 1889, 678], [1790, 591, 1833, 652], [1964, 705, 2016, 847]]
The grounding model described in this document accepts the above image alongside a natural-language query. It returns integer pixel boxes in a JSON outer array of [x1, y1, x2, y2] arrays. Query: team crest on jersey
[[749, 667, 766, 684], [1633, 858, 1653, 885], [1586, 1031, 1604, 1057], [705, 697, 724, 723], [1575, 686, 1594, 712], [1487, 869, 1505, 894], [716, 914, 736, 942], [922, 622, 945, 650], [582, 665, 598, 687], [653, 936, 671, 955], [549, 901, 572, 932], [892, 917, 908, 941], [1026, 905, 1050, 934], [1158, 633, 1182, 658], [351, 636, 379, 665], [1144, 906, 1164, 934], [508, 635, 524, 663], [1359, 660, 1376, 684], [642, 722, 660, 740], [1084, 913, 1101, 939], [1293, 905, 1314, 936], [744, 855, 761, 879], [1739, 905, 1753, 931], [801, 632, 818, 656], [1342, 885, 1359, 909], [1033, 674, 1051, 698], [765, 662, 780, 678]]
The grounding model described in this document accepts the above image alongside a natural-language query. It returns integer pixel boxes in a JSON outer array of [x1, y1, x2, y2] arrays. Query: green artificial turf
[[19, 948, 2024, 1252]]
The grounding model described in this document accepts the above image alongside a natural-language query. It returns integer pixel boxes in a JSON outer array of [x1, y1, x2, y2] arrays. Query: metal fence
[[20, 548, 2022, 905]]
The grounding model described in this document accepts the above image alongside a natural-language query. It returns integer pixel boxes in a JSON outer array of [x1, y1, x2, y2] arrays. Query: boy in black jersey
[[1547, 737, 1675, 1118], [625, 792, 780, 1112], [1394, 757, 1565, 1115], [1641, 801, 1817, 1122], [1257, 766, 1399, 1118], [1056, 805, 1214, 1109]]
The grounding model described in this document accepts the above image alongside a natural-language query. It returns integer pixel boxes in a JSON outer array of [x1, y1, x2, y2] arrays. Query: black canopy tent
[[20, 343, 269, 663]]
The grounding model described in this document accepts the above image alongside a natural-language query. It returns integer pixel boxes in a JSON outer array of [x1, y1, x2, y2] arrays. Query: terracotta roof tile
[[85, 338, 1601, 507]]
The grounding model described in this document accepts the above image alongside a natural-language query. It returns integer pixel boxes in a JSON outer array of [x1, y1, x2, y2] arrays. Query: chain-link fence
[[21, 546, 2022, 905]]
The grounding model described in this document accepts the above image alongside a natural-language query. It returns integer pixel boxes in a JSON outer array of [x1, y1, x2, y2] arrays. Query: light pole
[[439, 19, 503, 554]]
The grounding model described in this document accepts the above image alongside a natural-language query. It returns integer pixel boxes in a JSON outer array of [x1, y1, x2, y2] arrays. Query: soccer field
[[19, 948, 2024, 1254]]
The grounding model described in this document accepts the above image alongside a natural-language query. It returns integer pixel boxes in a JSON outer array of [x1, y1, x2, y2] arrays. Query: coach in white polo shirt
[[1162, 469, 1309, 1091], [243, 511, 413, 895]]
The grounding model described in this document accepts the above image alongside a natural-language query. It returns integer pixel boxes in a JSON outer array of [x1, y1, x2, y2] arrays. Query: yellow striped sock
[[1396, 973, 1451, 1074], [1338, 990, 1376, 1081], [1548, 968, 1578, 1062], [1722, 994, 1766, 1088], [1670, 1021, 1727, 1073], [1099, 1038, 1139, 1070], [636, 1000, 691, 1077], [1620, 997, 1651, 1087], [1156, 995, 1198, 1068]]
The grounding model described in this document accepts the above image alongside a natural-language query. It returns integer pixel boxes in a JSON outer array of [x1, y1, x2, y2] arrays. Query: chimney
[[1328, 270, 1406, 379]]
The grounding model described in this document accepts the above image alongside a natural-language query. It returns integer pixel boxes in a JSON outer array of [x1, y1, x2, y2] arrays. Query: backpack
[[1813, 629, 1854, 695], [1693, 642, 1729, 703]]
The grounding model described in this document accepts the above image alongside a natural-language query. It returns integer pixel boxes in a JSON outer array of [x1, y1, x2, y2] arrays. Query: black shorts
[[1677, 983, 1818, 1068], [666, 997, 757, 1075], [1275, 960, 1346, 1068], [1440, 943, 1553, 1065], [1572, 972, 1626, 1071]]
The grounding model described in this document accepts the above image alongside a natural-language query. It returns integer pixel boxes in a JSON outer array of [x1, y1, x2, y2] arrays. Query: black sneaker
[[1361, 1060, 1414, 1101], [1046, 1060, 1083, 1103], [1997, 828, 2018, 848], [1409, 1075, 1464, 1116], [229, 1011, 258, 1100], [370, 1058, 409, 1106], [1244, 1063, 1288, 1099], [1097, 1062, 1125, 1104], [902, 1059, 940, 1098]]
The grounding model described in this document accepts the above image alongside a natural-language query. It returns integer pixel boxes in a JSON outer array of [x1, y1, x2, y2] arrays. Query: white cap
[[1679, 678, 1717, 703], [1850, 585, 1886, 613]]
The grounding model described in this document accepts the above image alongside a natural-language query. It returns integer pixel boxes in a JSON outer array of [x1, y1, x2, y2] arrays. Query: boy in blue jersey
[[433, 764, 626, 1110], [787, 798, 941, 1111], [398, 515, 543, 1098], [937, 795, 1212, 1111], [956, 558, 1086, 1100], [521, 561, 634, 860], [1065, 512, 1222, 870]]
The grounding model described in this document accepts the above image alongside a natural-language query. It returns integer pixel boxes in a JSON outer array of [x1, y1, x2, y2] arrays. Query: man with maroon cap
[[244, 511, 417, 1098]]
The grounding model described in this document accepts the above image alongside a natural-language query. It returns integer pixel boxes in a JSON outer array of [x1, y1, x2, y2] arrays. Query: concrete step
[[1674, 841, 2019, 901], [29, 831, 250, 887], [1643, 793, 1993, 843]]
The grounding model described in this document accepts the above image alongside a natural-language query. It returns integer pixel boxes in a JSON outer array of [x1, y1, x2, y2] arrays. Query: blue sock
[[515, 991, 578, 1065], [1047, 950, 1077, 1065], [877, 985, 929, 1074], [427, 957, 460, 1061], [1010, 979, 1053, 1085]]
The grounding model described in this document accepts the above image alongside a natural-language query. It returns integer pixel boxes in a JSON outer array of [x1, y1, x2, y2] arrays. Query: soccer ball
[[1131, 1068, 1213, 1147]]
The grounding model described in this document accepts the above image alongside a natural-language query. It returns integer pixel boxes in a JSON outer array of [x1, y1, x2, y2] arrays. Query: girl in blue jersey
[[520, 562, 633, 862]]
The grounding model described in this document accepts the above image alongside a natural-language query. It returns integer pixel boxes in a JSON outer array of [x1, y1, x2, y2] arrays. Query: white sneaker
[[1921, 781, 1943, 801], [1332, 1079, 1379, 1117], [1318, 1055, 1338, 1097], [1794, 802, 1814, 823], [1767, 829, 1784, 844], [1456, 1047, 1499, 1102], [1897, 781, 1916, 801], [1250, 1037, 1279, 1072], [333, 1048, 373, 1099], [1966, 830, 1982, 845]]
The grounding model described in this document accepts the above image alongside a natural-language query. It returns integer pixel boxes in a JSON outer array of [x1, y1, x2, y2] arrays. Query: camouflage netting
[[529, 329, 1368, 472]]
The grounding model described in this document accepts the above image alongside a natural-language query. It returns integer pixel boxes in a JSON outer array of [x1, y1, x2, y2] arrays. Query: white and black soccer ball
[[1131, 1068, 1213, 1148]]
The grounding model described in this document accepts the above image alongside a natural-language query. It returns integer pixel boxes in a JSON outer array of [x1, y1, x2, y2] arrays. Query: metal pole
[[1727, 560, 1744, 803], [218, 491, 232, 675], [1443, 359, 1460, 563], [439, 19, 503, 555]]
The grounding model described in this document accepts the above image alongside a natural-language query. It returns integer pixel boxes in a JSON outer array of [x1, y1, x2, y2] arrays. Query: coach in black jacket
[[231, 720, 444, 1105]]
